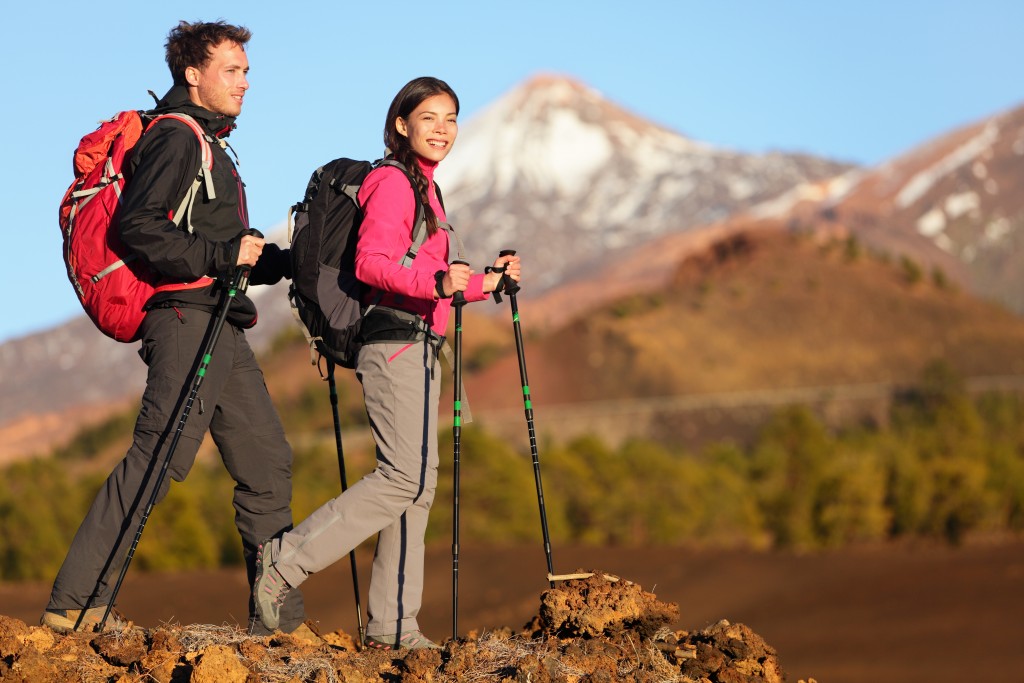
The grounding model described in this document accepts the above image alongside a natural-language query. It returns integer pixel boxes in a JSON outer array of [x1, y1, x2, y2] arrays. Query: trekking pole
[[490, 249, 556, 588], [91, 233, 259, 632], [450, 259, 469, 641], [326, 360, 365, 646]]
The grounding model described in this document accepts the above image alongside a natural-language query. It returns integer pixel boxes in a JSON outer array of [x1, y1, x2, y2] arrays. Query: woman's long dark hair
[[383, 77, 460, 236]]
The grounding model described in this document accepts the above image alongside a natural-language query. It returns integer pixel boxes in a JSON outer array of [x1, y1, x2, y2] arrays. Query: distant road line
[[470, 374, 1024, 423], [286, 374, 1024, 447]]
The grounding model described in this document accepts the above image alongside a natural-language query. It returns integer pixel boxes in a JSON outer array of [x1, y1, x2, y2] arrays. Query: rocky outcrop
[[0, 571, 803, 682]]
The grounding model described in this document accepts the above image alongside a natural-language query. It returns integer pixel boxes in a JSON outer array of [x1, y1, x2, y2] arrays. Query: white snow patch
[[972, 161, 988, 179], [727, 176, 757, 200], [935, 233, 955, 253], [985, 217, 1011, 243], [605, 187, 647, 223], [917, 208, 947, 237], [962, 244, 977, 262], [896, 122, 1000, 208], [747, 187, 804, 218], [985, 178, 999, 195], [944, 191, 980, 219], [823, 170, 864, 202], [658, 176, 697, 199], [744, 169, 862, 220], [533, 109, 614, 194], [605, 229, 633, 250], [629, 131, 699, 176], [1014, 136, 1024, 155]]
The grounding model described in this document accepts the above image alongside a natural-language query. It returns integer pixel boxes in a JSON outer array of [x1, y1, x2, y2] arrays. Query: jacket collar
[[416, 155, 439, 181], [150, 84, 237, 139]]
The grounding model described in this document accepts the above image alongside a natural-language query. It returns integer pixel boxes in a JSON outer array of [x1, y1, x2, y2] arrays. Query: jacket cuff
[[434, 270, 452, 299], [251, 244, 291, 285], [215, 237, 241, 276]]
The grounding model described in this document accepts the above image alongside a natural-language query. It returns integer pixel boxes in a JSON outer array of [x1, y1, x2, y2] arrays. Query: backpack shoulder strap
[[374, 158, 437, 268], [147, 113, 216, 232], [434, 182, 445, 212], [428, 181, 465, 259]]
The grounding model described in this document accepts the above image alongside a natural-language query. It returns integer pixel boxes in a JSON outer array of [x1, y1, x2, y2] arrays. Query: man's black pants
[[47, 306, 306, 634]]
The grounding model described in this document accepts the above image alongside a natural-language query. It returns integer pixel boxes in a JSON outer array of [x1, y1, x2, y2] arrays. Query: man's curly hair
[[165, 20, 251, 85]]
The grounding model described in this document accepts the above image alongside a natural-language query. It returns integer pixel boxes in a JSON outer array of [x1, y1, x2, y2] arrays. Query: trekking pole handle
[[493, 249, 521, 301], [234, 228, 263, 293], [451, 259, 470, 306]]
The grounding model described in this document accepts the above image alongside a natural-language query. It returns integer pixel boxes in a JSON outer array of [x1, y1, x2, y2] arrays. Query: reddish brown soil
[[3, 541, 1023, 682]]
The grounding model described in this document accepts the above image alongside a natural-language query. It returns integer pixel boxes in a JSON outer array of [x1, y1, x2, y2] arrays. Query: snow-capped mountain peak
[[442, 74, 705, 199], [438, 73, 852, 288]]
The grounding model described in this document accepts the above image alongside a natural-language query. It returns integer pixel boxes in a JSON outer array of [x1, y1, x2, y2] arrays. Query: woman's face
[[396, 93, 458, 163]]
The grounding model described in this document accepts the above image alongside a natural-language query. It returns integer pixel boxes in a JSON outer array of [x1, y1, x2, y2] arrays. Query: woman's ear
[[395, 117, 408, 137]]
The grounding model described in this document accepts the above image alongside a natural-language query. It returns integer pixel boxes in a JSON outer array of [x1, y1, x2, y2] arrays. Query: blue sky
[[2, 1, 1022, 344]]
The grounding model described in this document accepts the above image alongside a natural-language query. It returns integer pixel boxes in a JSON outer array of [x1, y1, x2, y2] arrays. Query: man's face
[[186, 41, 249, 117]]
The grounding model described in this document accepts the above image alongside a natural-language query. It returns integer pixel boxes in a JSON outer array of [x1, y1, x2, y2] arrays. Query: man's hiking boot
[[41, 606, 129, 633], [253, 539, 291, 631], [364, 630, 439, 651]]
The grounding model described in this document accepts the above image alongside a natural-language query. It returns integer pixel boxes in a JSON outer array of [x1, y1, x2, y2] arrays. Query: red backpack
[[59, 110, 217, 342]]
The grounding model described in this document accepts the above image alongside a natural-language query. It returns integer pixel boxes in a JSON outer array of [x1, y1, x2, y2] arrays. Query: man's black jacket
[[119, 85, 288, 327]]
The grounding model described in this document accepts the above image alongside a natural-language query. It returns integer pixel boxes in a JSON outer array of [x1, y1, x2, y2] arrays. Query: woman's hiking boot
[[253, 539, 291, 631], [40, 606, 129, 633], [364, 630, 439, 651]]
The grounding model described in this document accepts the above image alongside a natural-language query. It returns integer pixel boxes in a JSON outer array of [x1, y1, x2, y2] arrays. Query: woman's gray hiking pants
[[47, 307, 306, 635], [270, 339, 441, 641]]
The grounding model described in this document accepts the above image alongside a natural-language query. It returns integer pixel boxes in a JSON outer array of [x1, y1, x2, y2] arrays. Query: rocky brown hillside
[[0, 572, 806, 683], [470, 224, 1024, 406], [771, 101, 1024, 314]]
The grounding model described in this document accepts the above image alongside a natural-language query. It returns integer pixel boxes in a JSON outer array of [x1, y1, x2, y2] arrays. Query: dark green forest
[[2, 361, 1023, 581]]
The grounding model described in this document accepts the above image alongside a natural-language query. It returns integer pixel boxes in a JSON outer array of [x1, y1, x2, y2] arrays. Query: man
[[42, 20, 312, 639]]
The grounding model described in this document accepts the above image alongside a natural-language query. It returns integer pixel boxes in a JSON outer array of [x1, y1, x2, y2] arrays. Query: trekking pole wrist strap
[[485, 264, 507, 303]]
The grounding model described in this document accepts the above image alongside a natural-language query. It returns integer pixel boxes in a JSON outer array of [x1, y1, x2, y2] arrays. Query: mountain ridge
[[4, 75, 1018, 461]]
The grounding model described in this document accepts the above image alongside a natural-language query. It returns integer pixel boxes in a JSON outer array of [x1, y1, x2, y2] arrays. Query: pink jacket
[[355, 158, 487, 337]]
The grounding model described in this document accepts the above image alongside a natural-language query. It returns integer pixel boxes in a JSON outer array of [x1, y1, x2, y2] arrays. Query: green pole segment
[[494, 249, 556, 588], [451, 260, 469, 641]]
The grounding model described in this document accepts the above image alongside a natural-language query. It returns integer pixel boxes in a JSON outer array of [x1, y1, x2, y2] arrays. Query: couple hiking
[[44, 19, 521, 651]]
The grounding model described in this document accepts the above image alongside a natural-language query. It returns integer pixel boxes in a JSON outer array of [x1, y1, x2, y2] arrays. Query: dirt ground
[[3, 540, 1023, 682]]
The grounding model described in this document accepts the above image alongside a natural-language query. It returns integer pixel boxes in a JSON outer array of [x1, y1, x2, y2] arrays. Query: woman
[[253, 77, 520, 649]]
